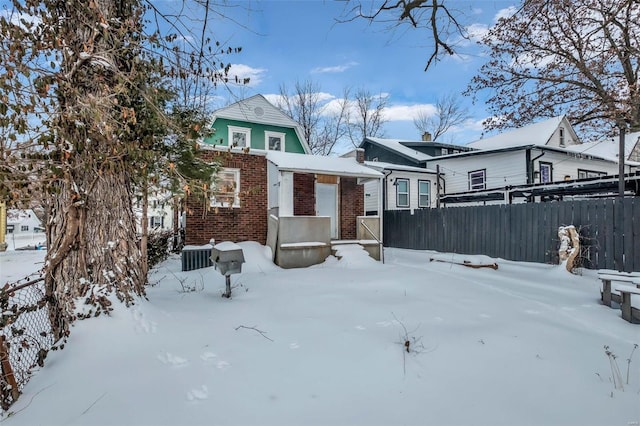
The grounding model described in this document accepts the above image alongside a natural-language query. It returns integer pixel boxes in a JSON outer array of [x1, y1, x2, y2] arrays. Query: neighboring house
[[354, 136, 472, 212], [133, 191, 174, 234], [358, 136, 473, 167], [361, 161, 440, 215], [565, 130, 640, 166], [184, 95, 383, 268], [426, 116, 637, 204], [6, 209, 43, 235], [5, 209, 46, 250]]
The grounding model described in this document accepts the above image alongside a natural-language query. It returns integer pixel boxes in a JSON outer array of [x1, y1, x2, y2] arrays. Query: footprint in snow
[[186, 385, 208, 401], [157, 352, 188, 368], [132, 309, 157, 334], [200, 352, 217, 362], [216, 360, 230, 370]]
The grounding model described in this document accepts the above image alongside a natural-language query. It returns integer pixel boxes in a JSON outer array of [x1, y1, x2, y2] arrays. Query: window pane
[[398, 194, 408, 206], [397, 180, 408, 192], [268, 136, 281, 151], [418, 181, 430, 207], [232, 132, 246, 147]]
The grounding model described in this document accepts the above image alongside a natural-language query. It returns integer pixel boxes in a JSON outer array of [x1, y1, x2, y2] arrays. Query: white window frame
[[211, 168, 241, 208], [265, 131, 285, 151], [418, 180, 431, 208], [559, 127, 565, 147], [396, 178, 409, 208], [469, 169, 486, 191], [577, 169, 607, 179], [228, 126, 251, 148]]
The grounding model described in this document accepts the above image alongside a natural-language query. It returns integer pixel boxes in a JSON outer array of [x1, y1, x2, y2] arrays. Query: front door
[[316, 183, 338, 239]]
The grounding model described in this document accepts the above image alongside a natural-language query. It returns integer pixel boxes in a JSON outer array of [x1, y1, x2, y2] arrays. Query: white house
[[361, 161, 440, 215], [5, 209, 46, 250], [424, 116, 638, 205]]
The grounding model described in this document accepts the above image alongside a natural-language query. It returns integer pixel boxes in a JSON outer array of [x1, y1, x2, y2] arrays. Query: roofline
[[428, 144, 620, 165], [360, 137, 430, 164], [209, 94, 312, 154], [364, 162, 439, 174]]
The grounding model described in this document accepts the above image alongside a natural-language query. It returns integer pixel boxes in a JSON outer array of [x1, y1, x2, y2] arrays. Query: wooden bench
[[598, 272, 640, 307]]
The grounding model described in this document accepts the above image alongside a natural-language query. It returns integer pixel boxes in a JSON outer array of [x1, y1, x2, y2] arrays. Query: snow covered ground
[[1, 243, 639, 426]]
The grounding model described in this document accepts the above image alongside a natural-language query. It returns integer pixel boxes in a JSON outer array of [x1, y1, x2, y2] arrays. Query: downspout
[[382, 170, 392, 212]]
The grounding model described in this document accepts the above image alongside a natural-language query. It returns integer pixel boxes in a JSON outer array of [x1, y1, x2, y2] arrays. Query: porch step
[[330, 240, 380, 261]]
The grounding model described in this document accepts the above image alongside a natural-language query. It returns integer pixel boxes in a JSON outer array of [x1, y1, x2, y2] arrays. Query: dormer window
[[228, 126, 251, 148], [265, 131, 285, 151]]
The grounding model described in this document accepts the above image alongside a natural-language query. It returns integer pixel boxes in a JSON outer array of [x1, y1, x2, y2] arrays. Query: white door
[[316, 183, 338, 239]]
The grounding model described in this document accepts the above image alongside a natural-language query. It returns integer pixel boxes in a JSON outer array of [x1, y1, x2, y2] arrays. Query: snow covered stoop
[[330, 240, 381, 262]]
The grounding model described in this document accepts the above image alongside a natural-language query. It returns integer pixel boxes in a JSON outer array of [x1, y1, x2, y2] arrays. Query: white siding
[[430, 151, 527, 194], [532, 151, 619, 182], [364, 180, 378, 213], [385, 170, 438, 211]]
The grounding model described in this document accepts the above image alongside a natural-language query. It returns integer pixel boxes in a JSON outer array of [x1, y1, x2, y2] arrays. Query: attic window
[[228, 126, 251, 148], [559, 127, 565, 146]]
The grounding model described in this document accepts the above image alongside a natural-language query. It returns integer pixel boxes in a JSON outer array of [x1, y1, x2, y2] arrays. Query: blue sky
[[186, 0, 517, 152]]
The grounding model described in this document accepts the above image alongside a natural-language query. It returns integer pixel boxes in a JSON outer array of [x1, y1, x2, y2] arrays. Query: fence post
[[0, 334, 20, 403]]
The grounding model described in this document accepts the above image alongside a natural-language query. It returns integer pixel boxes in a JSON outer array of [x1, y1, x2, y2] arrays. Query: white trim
[[228, 125, 251, 148], [265, 131, 286, 151]]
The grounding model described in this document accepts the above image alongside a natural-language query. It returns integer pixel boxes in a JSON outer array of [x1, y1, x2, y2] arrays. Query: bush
[[147, 230, 173, 268]]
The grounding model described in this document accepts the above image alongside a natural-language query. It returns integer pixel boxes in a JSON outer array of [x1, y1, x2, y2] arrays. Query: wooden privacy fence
[[383, 197, 640, 272]]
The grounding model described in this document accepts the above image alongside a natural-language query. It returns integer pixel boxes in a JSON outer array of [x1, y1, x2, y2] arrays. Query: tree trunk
[[44, 0, 146, 341]]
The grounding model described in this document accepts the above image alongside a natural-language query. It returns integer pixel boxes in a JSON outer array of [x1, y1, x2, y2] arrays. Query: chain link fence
[[0, 272, 54, 410]]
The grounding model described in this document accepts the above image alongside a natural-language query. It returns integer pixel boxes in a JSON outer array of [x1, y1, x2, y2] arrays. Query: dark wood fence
[[383, 198, 640, 272]]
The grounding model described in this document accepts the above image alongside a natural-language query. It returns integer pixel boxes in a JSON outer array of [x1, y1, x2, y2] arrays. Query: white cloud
[[226, 64, 267, 87], [466, 23, 489, 42], [494, 6, 518, 22], [383, 104, 437, 122], [311, 61, 359, 74]]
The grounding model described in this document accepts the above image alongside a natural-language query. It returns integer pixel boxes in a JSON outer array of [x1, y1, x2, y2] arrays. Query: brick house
[[183, 95, 383, 268]]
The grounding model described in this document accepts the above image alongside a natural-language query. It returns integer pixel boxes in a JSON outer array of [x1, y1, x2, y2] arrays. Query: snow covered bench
[[619, 287, 640, 324], [598, 271, 640, 308]]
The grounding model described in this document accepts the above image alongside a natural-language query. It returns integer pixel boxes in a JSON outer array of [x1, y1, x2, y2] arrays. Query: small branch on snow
[[235, 325, 274, 342]]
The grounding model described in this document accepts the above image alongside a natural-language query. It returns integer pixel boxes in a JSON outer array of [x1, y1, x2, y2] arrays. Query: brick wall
[[340, 177, 364, 240], [294, 173, 315, 215], [185, 151, 268, 245]]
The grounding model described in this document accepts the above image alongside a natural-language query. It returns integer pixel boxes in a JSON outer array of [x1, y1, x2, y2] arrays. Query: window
[[468, 169, 486, 191], [539, 162, 553, 183], [265, 131, 285, 151], [6, 225, 14, 234], [577, 169, 607, 179], [228, 126, 251, 148], [21, 225, 29, 231], [150, 216, 164, 229], [442, 148, 449, 155], [559, 127, 565, 146], [211, 168, 241, 208], [418, 180, 431, 208], [396, 179, 409, 207]]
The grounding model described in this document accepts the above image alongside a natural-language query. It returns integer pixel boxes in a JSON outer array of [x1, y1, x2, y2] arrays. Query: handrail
[[359, 219, 384, 264]]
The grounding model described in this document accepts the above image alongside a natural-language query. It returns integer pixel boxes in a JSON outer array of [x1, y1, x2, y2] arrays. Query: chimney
[[356, 148, 365, 163], [422, 132, 432, 142]]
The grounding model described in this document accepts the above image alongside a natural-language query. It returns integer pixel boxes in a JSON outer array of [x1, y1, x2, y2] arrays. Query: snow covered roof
[[364, 160, 438, 174], [466, 115, 570, 150], [361, 137, 432, 162], [211, 94, 311, 154], [566, 131, 640, 163], [6, 209, 41, 225], [266, 151, 382, 179]]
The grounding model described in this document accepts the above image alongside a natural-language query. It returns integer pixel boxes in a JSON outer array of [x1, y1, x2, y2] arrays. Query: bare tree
[[277, 80, 324, 146], [338, 0, 468, 70], [467, 0, 640, 136], [413, 93, 470, 141], [278, 80, 350, 155], [347, 88, 387, 147]]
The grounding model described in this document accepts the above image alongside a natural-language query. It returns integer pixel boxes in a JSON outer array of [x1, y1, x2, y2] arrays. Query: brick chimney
[[356, 148, 365, 163], [422, 132, 432, 142]]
